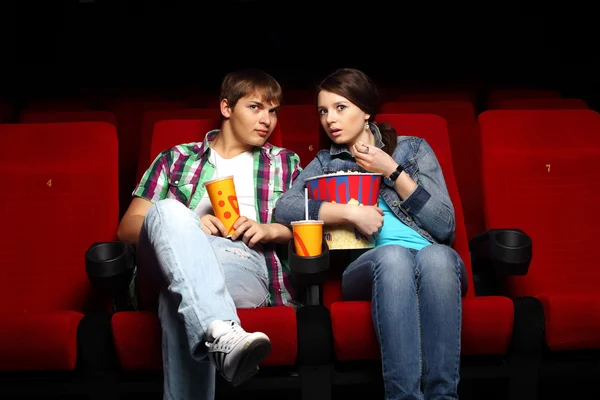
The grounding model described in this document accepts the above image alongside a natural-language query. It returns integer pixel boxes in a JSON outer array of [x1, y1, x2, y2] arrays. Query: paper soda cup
[[291, 220, 324, 257], [203, 176, 240, 237]]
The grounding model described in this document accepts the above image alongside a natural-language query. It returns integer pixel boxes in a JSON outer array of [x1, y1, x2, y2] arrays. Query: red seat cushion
[[112, 306, 298, 370], [326, 281, 513, 360], [0, 311, 83, 371], [538, 293, 600, 351]]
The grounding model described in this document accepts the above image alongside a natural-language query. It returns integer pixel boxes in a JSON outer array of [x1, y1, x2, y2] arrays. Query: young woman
[[274, 68, 468, 400]]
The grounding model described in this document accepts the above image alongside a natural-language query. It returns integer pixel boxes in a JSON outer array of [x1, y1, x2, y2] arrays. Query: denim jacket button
[[392, 201, 399, 207], [406, 216, 413, 221]]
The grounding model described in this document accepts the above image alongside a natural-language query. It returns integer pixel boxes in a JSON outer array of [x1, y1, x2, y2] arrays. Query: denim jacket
[[274, 123, 456, 245]]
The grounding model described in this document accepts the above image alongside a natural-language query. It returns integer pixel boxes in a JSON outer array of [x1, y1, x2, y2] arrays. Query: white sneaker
[[206, 321, 271, 386]]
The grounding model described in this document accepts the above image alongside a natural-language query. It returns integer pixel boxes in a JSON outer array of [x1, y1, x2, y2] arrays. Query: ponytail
[[375, 122, 397, 157]]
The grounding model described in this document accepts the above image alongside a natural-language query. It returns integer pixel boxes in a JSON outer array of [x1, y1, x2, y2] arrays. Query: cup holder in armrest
[[469, 229, 532, 276], [85, 241, 136, 311], [86, 241, 135, 280], [288, 240, 330, 290]]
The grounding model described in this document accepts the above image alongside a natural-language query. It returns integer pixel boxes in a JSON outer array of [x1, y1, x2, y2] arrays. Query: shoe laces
[[206, 322, 246, 352]]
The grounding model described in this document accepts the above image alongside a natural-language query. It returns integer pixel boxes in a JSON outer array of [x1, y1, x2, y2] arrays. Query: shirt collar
[[197, 129, 274, 159]]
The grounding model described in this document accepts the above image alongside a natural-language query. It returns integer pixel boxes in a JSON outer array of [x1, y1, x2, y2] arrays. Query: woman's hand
[[353, 140, 398, 177]]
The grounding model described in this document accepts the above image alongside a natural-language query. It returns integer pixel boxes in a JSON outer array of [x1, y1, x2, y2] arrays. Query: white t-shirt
[[195, 148, 257, 221]]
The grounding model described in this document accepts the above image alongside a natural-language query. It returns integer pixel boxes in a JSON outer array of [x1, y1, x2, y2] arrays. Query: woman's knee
[[415, 244, 467, 293], [371, 245, 415, 277]]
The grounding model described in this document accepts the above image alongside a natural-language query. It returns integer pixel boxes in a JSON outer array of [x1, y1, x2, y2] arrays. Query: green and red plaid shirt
[[133, 129, 302, 306]]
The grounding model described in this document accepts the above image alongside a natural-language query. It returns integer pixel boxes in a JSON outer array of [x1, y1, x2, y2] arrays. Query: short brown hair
[[220, 69, 282, 110]]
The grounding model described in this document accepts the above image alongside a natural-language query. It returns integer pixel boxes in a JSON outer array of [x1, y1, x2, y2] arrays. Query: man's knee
[[145, 199, 192, 228]]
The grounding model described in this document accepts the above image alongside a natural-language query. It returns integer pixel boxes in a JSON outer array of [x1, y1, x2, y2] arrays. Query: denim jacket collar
[[329, 122, 385, 156]]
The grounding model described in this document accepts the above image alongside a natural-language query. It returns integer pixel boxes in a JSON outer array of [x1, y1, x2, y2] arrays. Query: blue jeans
[[342, 244, 468, 400], [137, 199, 269, 400]]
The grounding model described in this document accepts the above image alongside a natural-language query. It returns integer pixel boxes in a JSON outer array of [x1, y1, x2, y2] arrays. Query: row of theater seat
[[1, 106, 599, 399], [2, 90, 591, 243]]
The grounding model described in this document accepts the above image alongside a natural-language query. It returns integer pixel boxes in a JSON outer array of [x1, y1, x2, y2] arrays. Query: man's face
[[221, 92, 280, 147]]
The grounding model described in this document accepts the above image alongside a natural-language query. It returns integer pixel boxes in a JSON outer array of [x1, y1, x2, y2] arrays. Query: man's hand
[[200, 214, 229, 237], [230, 217, 275, 247]]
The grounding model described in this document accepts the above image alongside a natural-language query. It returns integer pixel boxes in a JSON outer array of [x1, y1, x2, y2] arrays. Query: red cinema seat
[[0, 122, 118, 372], [113, 120, 302, 387], [110, 99, 188, 217], [321, 114, 537, 399], [380, 101, 482, 240], [0, 99, 15, 123], [393, 90, 476, 104], [490, 98, 588, 110], [23, 99, 93, 113], [20, 110, 117, 125], [486, 89, 561, 109], [136, 109, 221, 182], [277, 105, 321, 169], [478, 110, 600, 353]]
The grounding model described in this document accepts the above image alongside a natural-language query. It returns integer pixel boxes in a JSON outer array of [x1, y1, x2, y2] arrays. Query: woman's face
[[317, 90, 370, 145]]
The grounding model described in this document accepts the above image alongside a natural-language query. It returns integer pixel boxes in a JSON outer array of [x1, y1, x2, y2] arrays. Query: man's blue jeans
[[137, 199, 269, 400]]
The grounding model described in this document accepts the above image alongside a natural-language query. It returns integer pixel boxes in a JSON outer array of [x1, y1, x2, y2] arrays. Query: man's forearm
[[117, 215, 145, 247], [267, 223, 293, 243]]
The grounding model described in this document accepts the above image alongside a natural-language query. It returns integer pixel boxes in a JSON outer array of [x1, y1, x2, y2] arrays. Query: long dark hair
[[317, 68, 397, 156]]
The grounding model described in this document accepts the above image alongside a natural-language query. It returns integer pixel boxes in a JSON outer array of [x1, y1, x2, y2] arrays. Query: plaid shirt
[[133, 129, 302, 306]]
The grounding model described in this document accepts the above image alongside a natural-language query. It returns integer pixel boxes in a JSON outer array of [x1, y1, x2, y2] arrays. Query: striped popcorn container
[[305, 172, 382, 250]]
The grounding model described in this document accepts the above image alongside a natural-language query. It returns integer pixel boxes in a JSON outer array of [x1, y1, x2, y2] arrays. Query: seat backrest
[[146, 119, 221, 171], [376, 113, 475, 296], [490, 98, 589, 110], [0, 122, 119, 313], [379, 101, 482, 240], [393, 90, 475, 104], [281, 89, 315, 105], [23, 99, 93, 113], [20, 111, 117, 125], [478, 110, 600, 297], [136, 108, 221, 182], [137, 109, 285, 182], [277, 105, 321, 169], [111, 99, 188, 217], [486, 89, 561, 109], [0, 99, 15, 123]]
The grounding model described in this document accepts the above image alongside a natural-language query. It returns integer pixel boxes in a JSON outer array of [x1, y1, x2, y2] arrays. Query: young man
[[117, 69, 302, 399]]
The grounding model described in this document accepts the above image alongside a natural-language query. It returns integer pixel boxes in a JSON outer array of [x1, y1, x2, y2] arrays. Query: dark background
[[1, 1, 598, 107]]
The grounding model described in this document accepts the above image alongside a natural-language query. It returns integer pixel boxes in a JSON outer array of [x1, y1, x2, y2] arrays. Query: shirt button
[[174, 180, 179, 184]]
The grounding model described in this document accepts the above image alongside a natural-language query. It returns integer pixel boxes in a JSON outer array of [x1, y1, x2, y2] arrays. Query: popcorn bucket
[[305, 172, 382, 250]]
